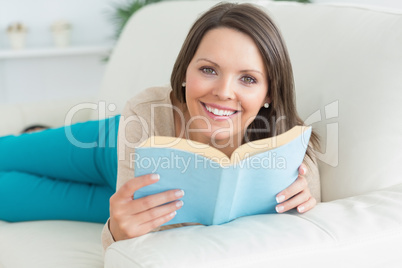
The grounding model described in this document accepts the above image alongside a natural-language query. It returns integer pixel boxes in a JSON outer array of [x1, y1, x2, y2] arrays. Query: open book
[[133, 125, 312, 226]]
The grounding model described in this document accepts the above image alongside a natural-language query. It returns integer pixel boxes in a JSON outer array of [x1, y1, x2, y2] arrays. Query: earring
[[182, 82, 186, 87], [264, 103, 269, 109]]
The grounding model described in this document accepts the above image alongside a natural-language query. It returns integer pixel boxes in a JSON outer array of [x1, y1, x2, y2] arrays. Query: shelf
[[0, 45, 113, 59]]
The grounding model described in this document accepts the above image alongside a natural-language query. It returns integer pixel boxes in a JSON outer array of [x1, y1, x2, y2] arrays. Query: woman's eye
[[200, 67, 216, 75], [241, 76, 256, 84]]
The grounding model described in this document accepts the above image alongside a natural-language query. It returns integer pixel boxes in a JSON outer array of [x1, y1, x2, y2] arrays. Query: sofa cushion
[[105, 183, 402, 268], [0, 221, 104, 268]]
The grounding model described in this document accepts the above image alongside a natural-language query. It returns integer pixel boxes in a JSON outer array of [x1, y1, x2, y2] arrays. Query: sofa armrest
[[105, 183, 402, 267], [0, 97, 96, 136]]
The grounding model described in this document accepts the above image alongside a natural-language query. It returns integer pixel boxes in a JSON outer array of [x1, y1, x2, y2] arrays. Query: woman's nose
[[212, 77, 236, 100]]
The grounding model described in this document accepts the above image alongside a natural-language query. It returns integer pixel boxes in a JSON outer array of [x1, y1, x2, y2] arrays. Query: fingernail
[[276, 195, 285, 203], [301, 166, 307, 174], [176, 200, 184, 208], [170, 211, 177, 217], [151, 174, 160, 181], [175, 190, 185, 198], [276, 205, 284, 213], [298, 206, 305, 213]]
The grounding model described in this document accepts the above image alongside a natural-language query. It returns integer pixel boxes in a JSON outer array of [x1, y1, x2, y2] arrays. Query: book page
[[137, 125, 311, 166], [231, 125, 311, 164], [138, 135, 229, 163]]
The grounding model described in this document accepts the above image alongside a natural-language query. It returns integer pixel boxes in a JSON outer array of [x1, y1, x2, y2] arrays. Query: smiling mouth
[[201, 102, 239, 117]]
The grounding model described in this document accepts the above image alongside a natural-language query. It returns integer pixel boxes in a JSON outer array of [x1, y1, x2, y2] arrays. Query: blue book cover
[[134, 126, 312, 226]]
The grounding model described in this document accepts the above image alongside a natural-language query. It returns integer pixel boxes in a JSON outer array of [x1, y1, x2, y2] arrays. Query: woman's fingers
[[109, 173, 185, 241], [114, 173, 160, 201], [275, 187, 313, 213], [275, 163, 316, 214], [111, 173, 184, 214], [298, 163, 307, 176], [109, 174, 161, 221], [137, 199, 184, 224], [276, 175, 308, 204], [296, 196, 317, 213], [114, 200, 183, 239], [136, 211, 178, 236], [111, 188, 184, 219], [133, 190, 184, 215], [136, 200, 184, 233]]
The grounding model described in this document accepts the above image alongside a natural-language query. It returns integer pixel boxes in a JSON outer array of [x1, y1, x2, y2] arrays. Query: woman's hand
[[275, 163, 316, 214], [109, 173, 184, 242]]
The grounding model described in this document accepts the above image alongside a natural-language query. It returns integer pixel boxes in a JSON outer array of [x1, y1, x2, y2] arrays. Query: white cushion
[[276, 3, 402, 201], [0, 221, 104, 268], [105, 183, 402, 268]]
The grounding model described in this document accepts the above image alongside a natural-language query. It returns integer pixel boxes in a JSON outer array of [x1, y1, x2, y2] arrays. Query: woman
[[104, 2, 320, 249]]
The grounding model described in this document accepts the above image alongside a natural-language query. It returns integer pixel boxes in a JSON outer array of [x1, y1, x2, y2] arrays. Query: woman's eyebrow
[[240, 69, 264, 77], [196, 58, 220, 67]]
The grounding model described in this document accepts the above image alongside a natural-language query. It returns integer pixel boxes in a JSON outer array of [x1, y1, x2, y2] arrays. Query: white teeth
[[205, 104, 236, 116]]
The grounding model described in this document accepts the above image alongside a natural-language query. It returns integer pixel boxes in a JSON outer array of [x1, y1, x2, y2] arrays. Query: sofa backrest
[[98, 1, 402, 202]]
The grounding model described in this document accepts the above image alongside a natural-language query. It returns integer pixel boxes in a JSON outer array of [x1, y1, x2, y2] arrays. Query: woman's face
[[184, 27, 269, 147]]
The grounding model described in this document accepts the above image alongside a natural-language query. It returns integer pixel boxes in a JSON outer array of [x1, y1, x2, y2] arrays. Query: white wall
[[0, 0, 123, 104], [1, 0, 400, 49], [0, 0, 118, 49], [0, 0, 400, 104]]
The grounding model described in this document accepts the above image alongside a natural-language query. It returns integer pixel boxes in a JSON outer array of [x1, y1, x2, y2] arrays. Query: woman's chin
[[209, 132, 242, 146]]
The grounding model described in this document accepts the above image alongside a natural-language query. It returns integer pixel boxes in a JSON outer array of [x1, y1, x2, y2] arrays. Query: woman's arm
[[101, 99, 182, 251]]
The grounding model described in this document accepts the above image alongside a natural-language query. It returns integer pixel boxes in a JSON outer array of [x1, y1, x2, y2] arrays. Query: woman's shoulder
[[126, 86, 172, 111], [120, 86, 175, 136]]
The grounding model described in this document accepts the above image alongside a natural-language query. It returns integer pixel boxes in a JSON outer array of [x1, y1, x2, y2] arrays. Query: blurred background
[[0, 0, 401, 104]]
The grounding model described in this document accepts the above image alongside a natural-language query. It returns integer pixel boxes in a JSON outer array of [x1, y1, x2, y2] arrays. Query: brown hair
[[170, 2, 319, 160]]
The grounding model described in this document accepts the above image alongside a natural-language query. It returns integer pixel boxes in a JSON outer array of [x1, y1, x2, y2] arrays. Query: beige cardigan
[[102, 86, 321, 250]]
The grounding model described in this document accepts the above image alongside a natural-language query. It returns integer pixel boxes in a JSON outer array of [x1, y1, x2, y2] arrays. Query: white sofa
[[1, 1, 402, 267]]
